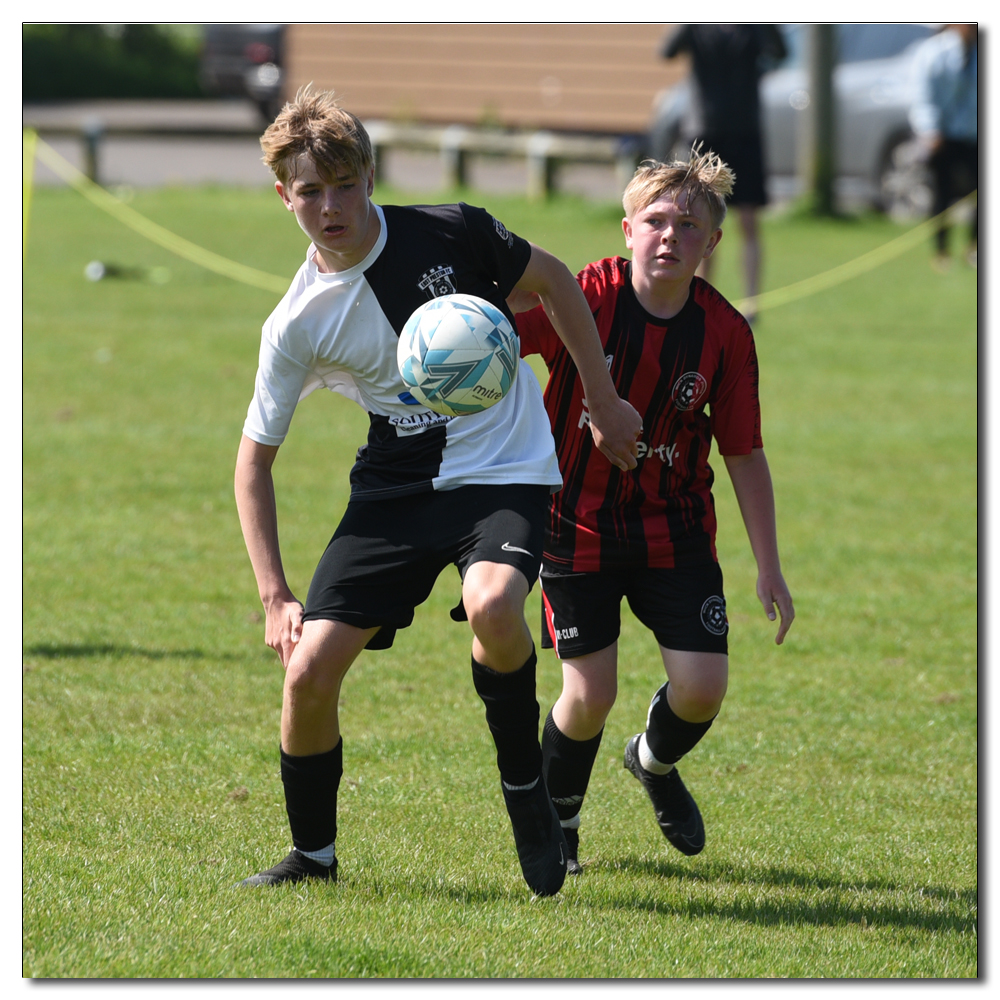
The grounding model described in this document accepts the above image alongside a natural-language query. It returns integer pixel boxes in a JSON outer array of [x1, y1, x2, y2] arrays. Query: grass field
[[22, 178, 977, 979]]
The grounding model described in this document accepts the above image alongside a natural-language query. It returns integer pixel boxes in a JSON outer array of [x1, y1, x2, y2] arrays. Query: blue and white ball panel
[[398, 293, 519, 417], [432, 359, 561, 492]]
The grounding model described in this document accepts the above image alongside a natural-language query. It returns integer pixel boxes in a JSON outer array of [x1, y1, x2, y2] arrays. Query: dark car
[[649, 23, 936, 217], [199, 23, 285, 120]]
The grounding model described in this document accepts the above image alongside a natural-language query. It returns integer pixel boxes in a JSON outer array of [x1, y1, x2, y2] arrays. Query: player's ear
[[365, 165, 375, 197], [275, 180, 295, 212], [703, 228, 723, 258], [622, 216, 634, 249]]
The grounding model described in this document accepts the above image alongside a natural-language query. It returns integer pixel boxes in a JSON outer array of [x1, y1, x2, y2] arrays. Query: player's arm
[[505, 287, 541, 315], [515, 244, 641, 470], [723, 448, 795, 644], [234, 434, 303, 668]]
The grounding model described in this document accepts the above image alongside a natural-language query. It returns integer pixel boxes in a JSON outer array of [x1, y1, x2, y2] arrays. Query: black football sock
[[541, 709, 603, 825], [280, 739, 343, 864], [644, 683, 715, 768], [471, 648, 542, 790]]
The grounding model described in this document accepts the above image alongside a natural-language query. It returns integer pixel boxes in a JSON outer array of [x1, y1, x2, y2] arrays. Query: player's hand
[[588, 395, 642, 471], [757, 571, 794, 644], [263, 595, 305, 669]]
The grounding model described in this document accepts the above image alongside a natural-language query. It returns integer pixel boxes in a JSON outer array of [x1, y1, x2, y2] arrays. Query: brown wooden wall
[[284, 23, 688, 135]]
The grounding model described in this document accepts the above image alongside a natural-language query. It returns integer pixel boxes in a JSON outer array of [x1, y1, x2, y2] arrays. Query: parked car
[[648, 23, 936, 217], [199, 23, 285, 121]]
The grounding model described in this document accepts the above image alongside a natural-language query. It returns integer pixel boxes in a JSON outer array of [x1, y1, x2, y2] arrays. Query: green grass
[[22, 180, 977, 978]]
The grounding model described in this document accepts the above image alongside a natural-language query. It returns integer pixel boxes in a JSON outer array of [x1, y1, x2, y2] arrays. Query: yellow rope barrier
[[735, 190, 977, 315], [28, 131, 290, 296], [24, 129, 975, 309]]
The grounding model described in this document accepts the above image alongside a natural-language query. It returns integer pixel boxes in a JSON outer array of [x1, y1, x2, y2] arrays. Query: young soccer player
[[510, 149, 794, 873], [233, 86, 641, 895]]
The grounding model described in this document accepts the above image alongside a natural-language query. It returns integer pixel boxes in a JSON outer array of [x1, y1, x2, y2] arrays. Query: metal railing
[[31, 118, 644, 199], [365, 121, 644, 198]]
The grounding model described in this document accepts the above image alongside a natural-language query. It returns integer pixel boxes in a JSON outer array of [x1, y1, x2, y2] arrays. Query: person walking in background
[[909, 23, 978, 270], [661, 24, 787, 323]]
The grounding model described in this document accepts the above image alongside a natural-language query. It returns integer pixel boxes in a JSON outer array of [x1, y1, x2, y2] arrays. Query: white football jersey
[[244, 202, 561, 499]]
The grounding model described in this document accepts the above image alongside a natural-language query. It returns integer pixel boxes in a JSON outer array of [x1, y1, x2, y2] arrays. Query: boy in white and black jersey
[[233, 86, 642, 894]]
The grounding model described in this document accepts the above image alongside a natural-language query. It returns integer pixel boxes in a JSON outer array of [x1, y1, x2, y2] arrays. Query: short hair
[[622, 146, 735, 229], [260, 84, 374, 185]]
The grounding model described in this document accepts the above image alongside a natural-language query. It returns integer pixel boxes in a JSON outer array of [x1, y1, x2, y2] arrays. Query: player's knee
[[464, 586, 524, 645], [574, 675, 617, 722], [285, 654, 347, 707], [670, 677, 726, 722], [576, 697, 615, 734], [593, 685, 618, 721]]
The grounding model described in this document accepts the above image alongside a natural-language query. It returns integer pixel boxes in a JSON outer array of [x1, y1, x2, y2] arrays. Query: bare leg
[[738, 206, 761, 320], [239, 618, 378, 885], [281, 618, 379, 756], [659, 646, 728, 722], [462, 560, 533, 672], [551, 642, 619, 741]]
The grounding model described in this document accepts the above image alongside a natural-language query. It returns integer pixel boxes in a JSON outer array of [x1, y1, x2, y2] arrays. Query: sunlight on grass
[[23, 185, 976, 978]]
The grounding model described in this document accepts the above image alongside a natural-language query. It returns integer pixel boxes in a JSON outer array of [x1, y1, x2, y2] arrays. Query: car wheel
[[877, 137, 933, 221]]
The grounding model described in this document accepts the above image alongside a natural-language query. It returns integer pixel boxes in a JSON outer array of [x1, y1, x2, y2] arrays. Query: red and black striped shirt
[[517, 257, 762, 571]]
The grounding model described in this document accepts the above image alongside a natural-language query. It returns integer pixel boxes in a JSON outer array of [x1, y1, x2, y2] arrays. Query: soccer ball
[[397, 293, 519, 417]]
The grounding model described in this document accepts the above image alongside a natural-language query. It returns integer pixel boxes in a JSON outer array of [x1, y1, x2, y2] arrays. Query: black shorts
[[692, 132, 768, 207], [539, 563, 729, 659], [303, 484, 548, 650]]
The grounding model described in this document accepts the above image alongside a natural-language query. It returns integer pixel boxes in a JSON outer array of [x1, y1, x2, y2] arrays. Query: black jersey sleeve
[[458, 203, 533, 299]]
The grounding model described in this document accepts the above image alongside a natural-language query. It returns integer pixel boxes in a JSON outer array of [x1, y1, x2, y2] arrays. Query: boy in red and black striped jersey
[[510, 149, 794, 870]]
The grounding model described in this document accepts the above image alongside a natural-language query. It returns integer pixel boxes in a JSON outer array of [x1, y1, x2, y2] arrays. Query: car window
[[774, 23, 934, 69], [836, 23, 934, 63], [776, 25, 806, 68]]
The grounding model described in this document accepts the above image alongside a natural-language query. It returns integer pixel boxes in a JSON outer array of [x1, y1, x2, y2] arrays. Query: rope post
[[614, 137, 644, 192], [527, 131, 557, 200], [441, 125, 469, 189], [372, 143, 387, 185], [82, 117, 104, 185]]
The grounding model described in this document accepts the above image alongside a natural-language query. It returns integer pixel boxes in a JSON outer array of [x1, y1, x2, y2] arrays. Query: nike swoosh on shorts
[[501, 542, 534, 556]]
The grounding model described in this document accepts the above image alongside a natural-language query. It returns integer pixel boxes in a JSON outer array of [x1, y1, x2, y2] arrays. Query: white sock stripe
[[295, 843, 336, 866], [502, 776, 540, 792], [638, 733, 674, 775]]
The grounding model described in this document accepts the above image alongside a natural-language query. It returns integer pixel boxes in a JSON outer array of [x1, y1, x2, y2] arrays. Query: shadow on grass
[[604, 854, 977, 933], [23, 643, 242, 662]]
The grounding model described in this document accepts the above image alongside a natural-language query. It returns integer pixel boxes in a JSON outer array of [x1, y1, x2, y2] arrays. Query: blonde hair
[[623, 146, 735, 229], [260, 84, 374, 185]]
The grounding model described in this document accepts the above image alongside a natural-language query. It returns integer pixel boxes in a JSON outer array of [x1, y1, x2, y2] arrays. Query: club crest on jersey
[[672, 371, 708, 411], [418, 265, 457, 298], [493, 217, 514, 248], [700, 595, 729, 636]]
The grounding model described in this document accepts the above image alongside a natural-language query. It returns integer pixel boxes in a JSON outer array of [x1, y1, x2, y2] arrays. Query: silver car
[[649, 23, 936, 217]]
